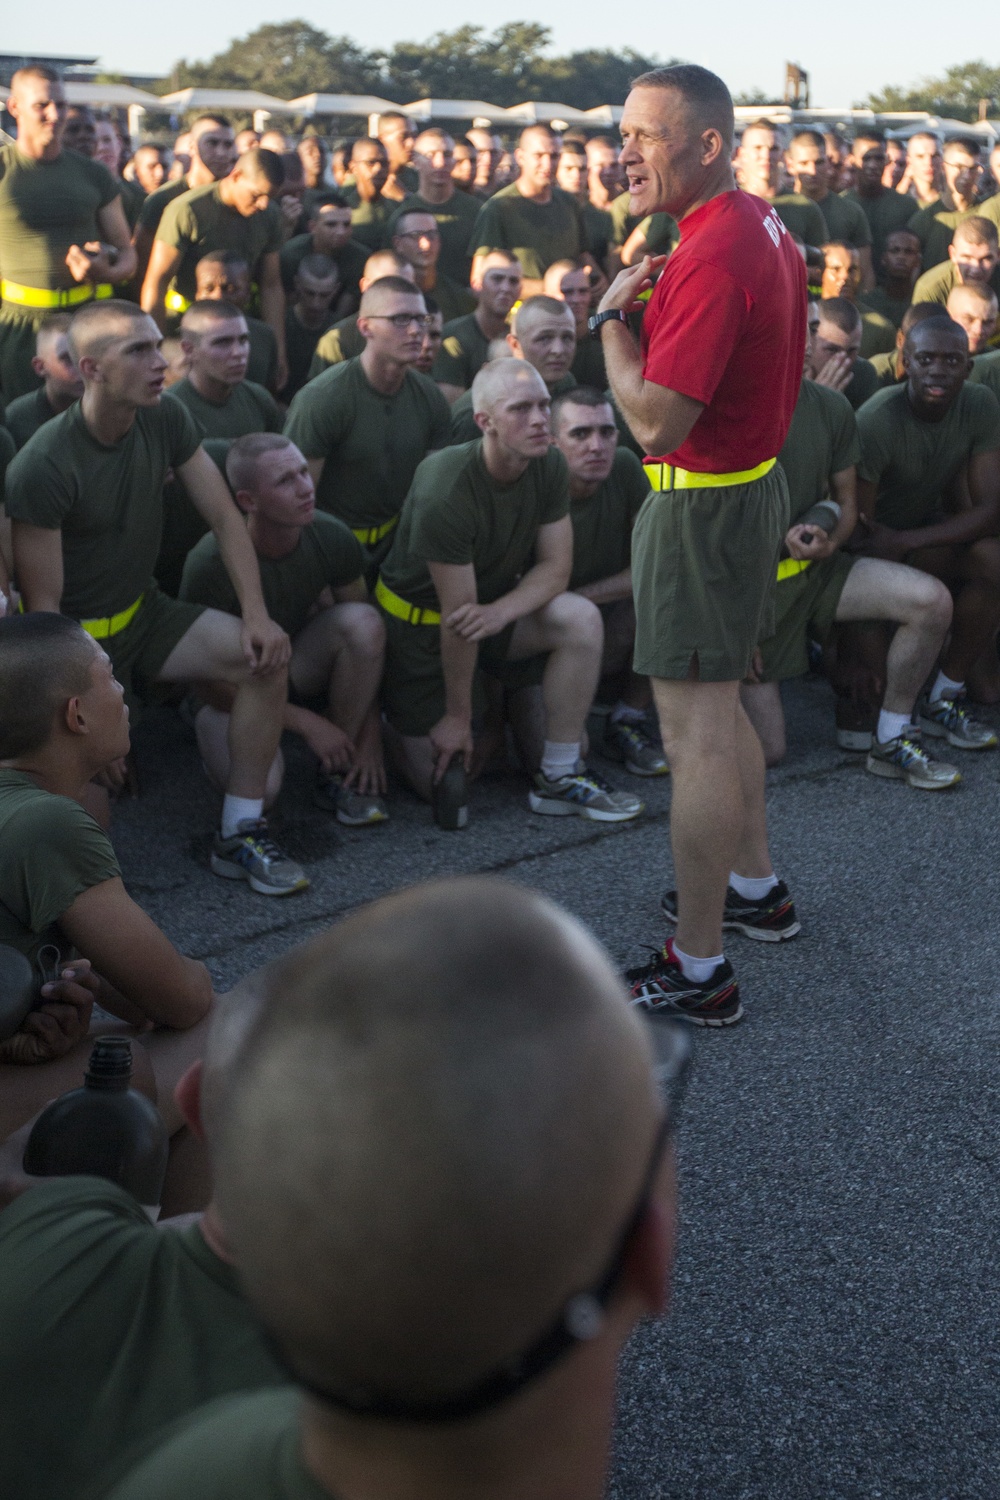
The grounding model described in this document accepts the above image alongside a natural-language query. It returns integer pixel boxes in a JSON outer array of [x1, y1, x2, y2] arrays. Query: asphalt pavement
[[113, 676, 1000, 1500]]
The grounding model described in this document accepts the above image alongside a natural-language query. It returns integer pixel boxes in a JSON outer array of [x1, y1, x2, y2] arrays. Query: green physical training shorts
[[758, 552, 855, 681]]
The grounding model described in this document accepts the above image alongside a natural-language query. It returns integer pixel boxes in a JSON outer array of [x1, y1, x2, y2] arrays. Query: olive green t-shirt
[[868, 350, 902, 388], [857, 381, 1000, 528], [277, 233, 367, 298], [608, 191, 639, 249], [969, 348, 1000, 403], [860, 285, 910, 329], [571, 336, 607, 391], [469, 184, 584, 280], [118, 177, 146, 230], [843, 187, 916, 261], [431, 311, 489, 390], [606, 194, 679, 259], [912, 258, 1000, 306], [0, 771, 120, 963], [382, 440, 570, 611], [283, 308, 335, 400], [5, 398, 202, 617], [569, 448, 648, 589], [582, 202, 613, 262], [156, 185, 284, 303], [815, 192, 872, 249], [307, 314, 365, 377], [246, 316, 278, 389], [180, 512, 363, 637], [283, 357, 450, 529], [136, 175, 190, 235], [165, 377, 283, 441], [448, 372, 577, 444], [98, 1388, 324, 1500], [342, 187, 398, 251], [845, 356, 880, 411], [773, 193, 829, 246], [907, 201, 972, 270], [0, 1178, 284, 1500], [388, 189, 480, 284], [859, 307, 897, 359], [3, 385, 59, 449], [0, 424, 14, 487], [424, 272, 476, 327], [777, 379, 861, 525], [0, 145, 118, 290]]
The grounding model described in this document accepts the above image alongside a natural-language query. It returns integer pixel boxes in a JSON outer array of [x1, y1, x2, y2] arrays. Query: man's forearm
[[212, 510, 270, 621], [601, 322, 674, 455], [440, 627, 478, 719], [140, 274, 169, 332], [900, 508, 1000, 552], [260, 281, 287, 361], [575, 567, 632, 605], [496, 559, 570, 623]]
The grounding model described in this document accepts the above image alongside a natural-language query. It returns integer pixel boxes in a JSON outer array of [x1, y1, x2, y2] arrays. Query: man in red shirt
[[594, 65, 807, 1026]]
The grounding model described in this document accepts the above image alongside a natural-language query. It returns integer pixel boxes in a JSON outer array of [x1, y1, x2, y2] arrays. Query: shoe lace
[[896, 733, 931, 768], [625, 948, 667, 983], [237, 820, 286, 861]]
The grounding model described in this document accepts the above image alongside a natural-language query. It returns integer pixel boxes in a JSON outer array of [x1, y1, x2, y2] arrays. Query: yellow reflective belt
[[375, 576, 440, 626], [352, 515, 398, 547], [79, 593, 145, 640], [776, 557, 813, 582], [165, 288, 192, 316], [1, 280, 114, 309], [643, 457, 777, 491]]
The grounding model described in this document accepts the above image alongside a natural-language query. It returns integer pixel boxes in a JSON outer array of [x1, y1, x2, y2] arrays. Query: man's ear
[[234, 488, 255, 517], [506, 332, 520, 356], [30, 354, 46, 377], [174, 1060, 206, 1140], [64, 694, 88, 736], [473, 409, 491, 434], [620, 1162, 676, 1320]]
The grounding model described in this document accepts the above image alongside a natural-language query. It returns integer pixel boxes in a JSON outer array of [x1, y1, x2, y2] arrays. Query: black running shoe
[[626, 941, 743, 1027], [660, 880, 801, 943]]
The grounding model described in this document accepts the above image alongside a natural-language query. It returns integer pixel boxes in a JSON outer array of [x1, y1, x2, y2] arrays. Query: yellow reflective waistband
[[165, 288, 192, 315], [375, 576, 440, 626], [1, 280, 114, 309], [643, 457, 777, 491], [79, 593, 145, 640], [776, 557, 813, 582], [352, 515, 399, 547]]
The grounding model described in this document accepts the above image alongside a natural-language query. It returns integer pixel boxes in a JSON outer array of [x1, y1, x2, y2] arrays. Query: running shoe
[[210, 820, 310, 896], [433, 753, 469, 830], [660, 880, 801, 942], [626, 940, 743, 1027], [529, 767, 643, 822], [865, 729, 961, 790], [313, 773, 389, 825], [916, 694, 998, 750], [603, 718, 670, 776]]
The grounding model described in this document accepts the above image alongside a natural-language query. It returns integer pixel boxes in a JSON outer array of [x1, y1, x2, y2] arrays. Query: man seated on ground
[[6, 300, 308, 899], [0, 944, 287, 1500], [307, 250, 416, 375], [783, 129, 875, 287], [912, 217, 1000, 306], [194, 250, 278, 391], [868, 301, 942, 388], [167, 300, 283, 438], [399, 129, 481, 285], [543, 258, 605, 388], [450, 295, 578, 442], [861, 227, 921, 329], [431, 250, 522, 402], [551, 388, 667, 776], [469, 126, 589, 297], [855, 314, 1000, 714], [908, 136, 984, 271], [278, 192, 365, 314], [99, 875, 681, 1500], [142, 149, 287, 387], [377, 361, 641, 826], [805, 297, 880, 409], [281, 253, 340, 402], [342, 138, 397, 251], [0, 613, 212, 1138], [181, 434, 387, 827], [844, 132, 917, 262], [3, 314, 84, 450], [390, 207, 475, 325], [820, 241, 896, 358], [284, 277, 450, 579], [742, 306, 960, 788]]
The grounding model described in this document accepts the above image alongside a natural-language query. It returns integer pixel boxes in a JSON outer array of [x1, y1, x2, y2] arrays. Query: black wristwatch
[[588, 309, 628, 340]]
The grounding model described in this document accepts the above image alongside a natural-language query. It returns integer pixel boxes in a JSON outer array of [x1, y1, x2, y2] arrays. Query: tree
[[168, 21, 382, 99], [867, 60, 1000, 122]]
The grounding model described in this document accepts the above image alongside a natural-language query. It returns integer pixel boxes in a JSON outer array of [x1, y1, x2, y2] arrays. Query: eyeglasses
[[396, 228, 441, 240], [271, 1011, 691, 1423], [366, 313, 434, 330]]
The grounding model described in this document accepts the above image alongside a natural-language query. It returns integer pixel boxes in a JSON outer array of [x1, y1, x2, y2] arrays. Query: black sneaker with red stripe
[[626, 940, 743, 1027], [660, 880, 800, 943]]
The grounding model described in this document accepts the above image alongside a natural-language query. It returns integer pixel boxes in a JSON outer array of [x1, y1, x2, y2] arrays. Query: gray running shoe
[[603, 719, 670, 776], [917, 694, 998, 751], [865, 730, 961, 790], [210, 820, 310, 895], [529, 767, 643, 822], [313, 774, 389, 825]]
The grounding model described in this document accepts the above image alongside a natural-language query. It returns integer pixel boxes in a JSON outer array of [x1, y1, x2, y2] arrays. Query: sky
[[4, 3, 979, 110]]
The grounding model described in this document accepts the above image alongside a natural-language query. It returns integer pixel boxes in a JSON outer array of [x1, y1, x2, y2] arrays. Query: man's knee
[[335, 601, 386, 658], [967, 537, 1000, 588], [543, 591, 604, 649], [740, 682, 787, 767], [907, 571, 953, 631]]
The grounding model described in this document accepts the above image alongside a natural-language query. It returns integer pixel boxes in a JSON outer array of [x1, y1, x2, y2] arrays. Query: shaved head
[[358, 277, 426, 316], [630, 64, 735, 149], [472, 358, 547, 414], [216, 878, 660, 1412], [67, 298, 152, 364], [948, 282, 998, 316], [0, 615, 97, 759], [512, 294, 575, 339]]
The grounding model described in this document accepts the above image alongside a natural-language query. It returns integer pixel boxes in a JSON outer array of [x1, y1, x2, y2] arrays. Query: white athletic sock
[[671, 941, 723, 984], [729, 871, 779, 901], [541, 741, 581, 781], [221, 795, 264, 838], [610, 702, 646, 725], [930, 670, 964, 704], [877, 709, 911, 745]]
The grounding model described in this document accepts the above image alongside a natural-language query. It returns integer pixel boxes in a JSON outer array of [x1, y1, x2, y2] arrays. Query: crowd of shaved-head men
[[1, 56, 1000, 1499]]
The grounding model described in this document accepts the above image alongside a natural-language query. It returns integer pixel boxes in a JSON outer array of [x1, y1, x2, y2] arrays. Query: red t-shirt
[[640, 190, 806, 472]]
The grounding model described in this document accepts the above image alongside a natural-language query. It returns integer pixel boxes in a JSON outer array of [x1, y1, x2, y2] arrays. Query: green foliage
[[867, 59, 1000, 122], [169, 21, 382, 99]]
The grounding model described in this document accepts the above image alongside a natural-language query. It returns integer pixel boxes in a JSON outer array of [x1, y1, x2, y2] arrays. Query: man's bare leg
[[193, 706, 285, 807], [836, 557, 951, 714], [906, 540, 1000, 685], [740, 681, 787, 766], [507, 593, 604, 744], [290, 603, 385, 744]]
